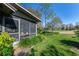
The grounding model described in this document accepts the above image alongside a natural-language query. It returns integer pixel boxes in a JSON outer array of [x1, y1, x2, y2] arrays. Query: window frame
[[4, 16, 20, 41]]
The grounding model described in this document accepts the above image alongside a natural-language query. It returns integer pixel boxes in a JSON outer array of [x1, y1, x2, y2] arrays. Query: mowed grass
[[53, 30, 75, 35], [27, 32, 79, 56]]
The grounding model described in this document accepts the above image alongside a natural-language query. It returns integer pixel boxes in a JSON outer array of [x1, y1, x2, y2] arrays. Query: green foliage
[[19, 35, 43, 47], [2, 47, 13, 56], [75, 30, 79, 38], [52, 32, 59, 34], [0, 32, 15, 56], [37, 28, 43, 34], [39, 3, 55, 28], [27, 43, 76, 56], [27, 48, 37, 56], [40, 45, 64, 56], [25, 32, 78, 56], [42, 31, 59, 35], [30, 35, 43, 45], [40, 3, 52, 9], [46, 10, 55, 20], [51, 16, 62, 30], [46, 22, 52, 30], [27, 7, 42, 19], [37, 23, 43, 34], [0, 32, 15, 47], [52, 16, 62, 24]]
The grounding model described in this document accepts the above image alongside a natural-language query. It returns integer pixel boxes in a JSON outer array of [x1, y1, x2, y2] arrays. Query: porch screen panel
[[5, 17, 18, 33], [30, 22, 36, 35], [10, 34, 19, 41], [20, 19, 29, 39], [5, 17, 19, 41]]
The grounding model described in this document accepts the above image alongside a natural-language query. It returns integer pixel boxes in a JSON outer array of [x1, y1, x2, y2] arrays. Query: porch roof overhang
[[1, 3, 41, 22], [0, 3, 16, 16], [10, 3, 41, 22]]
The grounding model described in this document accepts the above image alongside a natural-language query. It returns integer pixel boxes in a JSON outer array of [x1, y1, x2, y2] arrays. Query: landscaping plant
[[0, 32, 15, 56], [19, 35, 44, 47]]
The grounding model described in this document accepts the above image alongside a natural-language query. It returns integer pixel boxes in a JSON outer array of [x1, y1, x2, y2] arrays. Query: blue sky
[[20, 3, 79, 26]]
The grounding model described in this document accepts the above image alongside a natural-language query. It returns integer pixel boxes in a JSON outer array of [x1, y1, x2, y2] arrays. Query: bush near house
[[0, 32, 15, 56], [19, 35, 44, 47]]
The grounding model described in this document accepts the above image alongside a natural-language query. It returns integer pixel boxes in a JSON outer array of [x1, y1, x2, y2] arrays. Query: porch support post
[[18, 18, 20, 41], [29, 22, 31, 37], [2, 16, 5, 32], [36, 24, 37, 36]]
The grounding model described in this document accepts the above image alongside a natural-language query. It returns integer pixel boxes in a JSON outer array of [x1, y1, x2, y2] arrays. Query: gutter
[[3, 3, 17, 12]]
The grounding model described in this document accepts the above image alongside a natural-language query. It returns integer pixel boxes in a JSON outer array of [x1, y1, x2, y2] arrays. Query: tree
[[51, 16, 62, 30], [46, 22, 52, 30], [68, 24, 74, 30], [39, 3, 55, 28], [26, 7, 42, 19], [75, 22, 79, 30], [37, 22, 43, 33]]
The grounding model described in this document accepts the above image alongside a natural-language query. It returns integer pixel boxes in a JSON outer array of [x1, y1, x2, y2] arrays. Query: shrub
[[19, 38, 31, 47], [37, 28, 43, 34], [2, 47, 13, 56], [0, 32, 15, 56], [75, 30, 79, 38], [31, 35, 43, 45], [19, 35, 43, 47]]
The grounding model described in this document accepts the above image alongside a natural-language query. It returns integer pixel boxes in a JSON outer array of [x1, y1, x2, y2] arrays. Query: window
[[5, 17, 18, 33]]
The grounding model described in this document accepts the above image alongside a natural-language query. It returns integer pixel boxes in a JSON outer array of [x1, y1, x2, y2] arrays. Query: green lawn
[[19, 32, 79, 56]]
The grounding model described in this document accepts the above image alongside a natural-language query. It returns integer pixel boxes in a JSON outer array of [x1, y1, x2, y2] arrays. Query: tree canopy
[[26, 7, 42, 19], [52, 16, 62, 24], [39, 3, 55, 28]]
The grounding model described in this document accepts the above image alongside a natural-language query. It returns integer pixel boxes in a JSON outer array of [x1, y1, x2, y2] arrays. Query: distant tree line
[[26, 4, 79, 32], [46, 16, 79, 31]]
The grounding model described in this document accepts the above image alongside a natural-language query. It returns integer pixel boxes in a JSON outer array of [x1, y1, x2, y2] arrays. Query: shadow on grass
[[25, 44, 76, 56], [40, 45, 77, 56], [40, 45, 64, 56], [61, 40, 79, 49], [25, 45, 64, 56]]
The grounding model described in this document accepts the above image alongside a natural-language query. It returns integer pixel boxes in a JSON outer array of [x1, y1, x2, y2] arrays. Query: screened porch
[[0, 15, 37, 41]]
